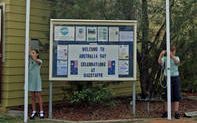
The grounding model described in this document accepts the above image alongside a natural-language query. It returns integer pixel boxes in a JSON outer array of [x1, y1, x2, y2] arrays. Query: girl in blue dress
[[29, 49, 44, 119]]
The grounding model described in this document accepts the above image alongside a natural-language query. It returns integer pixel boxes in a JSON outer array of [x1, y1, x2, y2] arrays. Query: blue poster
[[70, 60, 78, 75], [108, 60, 115, 75]]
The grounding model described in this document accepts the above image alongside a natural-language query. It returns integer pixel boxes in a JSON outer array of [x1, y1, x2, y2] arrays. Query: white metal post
[[24, 0, 30, 122], [166, 0, 171, 120]]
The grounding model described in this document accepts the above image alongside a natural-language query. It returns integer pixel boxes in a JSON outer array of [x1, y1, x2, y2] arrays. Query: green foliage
[[69, 86, 114, 106], [182, 80, 197, 93], [172, 0, 197, 92], [0, 114, 22, 123], [138, 0, 197, 97], [47, 0, 139, 20]]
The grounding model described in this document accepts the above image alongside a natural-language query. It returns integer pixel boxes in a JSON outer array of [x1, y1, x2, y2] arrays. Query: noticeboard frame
[[49, 19, 137, 81]]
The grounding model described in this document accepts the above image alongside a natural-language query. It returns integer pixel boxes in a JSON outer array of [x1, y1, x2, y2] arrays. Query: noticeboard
[[49, 19, 137, 81]]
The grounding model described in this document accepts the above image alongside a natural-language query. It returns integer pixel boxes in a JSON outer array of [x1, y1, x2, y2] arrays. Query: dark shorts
[[163, 76, 181, 102]]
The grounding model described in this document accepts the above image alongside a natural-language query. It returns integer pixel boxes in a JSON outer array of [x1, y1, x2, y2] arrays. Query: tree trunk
[[139, 0, 150, 98]]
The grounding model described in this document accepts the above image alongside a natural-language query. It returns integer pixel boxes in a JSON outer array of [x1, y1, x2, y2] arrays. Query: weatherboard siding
[[1, 0, 67, 107]]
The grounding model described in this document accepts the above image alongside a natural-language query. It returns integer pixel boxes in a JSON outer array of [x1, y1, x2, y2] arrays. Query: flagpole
[[166, 0, 171, 120], [24, 0, 30, 122]]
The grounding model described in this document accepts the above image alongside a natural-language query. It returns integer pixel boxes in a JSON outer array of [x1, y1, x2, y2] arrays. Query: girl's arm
[[158, 50, 166, 65], [35, 59, 42, 65], [170, 53, 180, 65]]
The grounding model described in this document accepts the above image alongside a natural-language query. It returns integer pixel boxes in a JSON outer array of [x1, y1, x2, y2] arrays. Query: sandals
[[161, 111, 181, 119], [30, 111, 44, 119], [175, 112, 180, 119], [161, 112, 167, 118]]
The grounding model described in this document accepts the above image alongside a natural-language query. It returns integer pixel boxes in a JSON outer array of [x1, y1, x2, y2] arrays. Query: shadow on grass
[[0, 114, 23, 123]]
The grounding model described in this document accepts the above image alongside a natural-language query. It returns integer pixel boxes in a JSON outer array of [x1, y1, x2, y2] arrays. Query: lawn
[[0, 114, 63, 123], [0, 114, 22, 123], [0, 113, 197, 123]]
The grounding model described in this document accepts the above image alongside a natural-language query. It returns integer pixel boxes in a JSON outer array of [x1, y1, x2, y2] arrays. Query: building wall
[[1, 0, 69, 107], [0, 0, 139, 107]]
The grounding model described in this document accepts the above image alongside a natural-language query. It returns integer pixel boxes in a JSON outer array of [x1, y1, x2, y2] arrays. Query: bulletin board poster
[[49, 19, 137, 81]]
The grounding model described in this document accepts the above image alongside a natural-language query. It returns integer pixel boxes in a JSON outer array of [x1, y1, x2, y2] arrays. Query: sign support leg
[[132, 81, 136, 116], [49, 81, 53, 119]]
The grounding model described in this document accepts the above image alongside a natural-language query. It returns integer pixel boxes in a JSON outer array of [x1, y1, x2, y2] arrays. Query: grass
[[0, 114, 62, 123], [0, 114, 23, 123], [0, 113, 197, 123]]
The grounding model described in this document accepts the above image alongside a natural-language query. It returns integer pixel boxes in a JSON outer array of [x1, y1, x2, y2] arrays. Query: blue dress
[[28, 57, 42, 92]]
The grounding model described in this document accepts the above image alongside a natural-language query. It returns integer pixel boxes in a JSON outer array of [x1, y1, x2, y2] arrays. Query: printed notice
[[119, 26, 133, 42], [109, 27, 119, 41], [76, 26, 86, 41], [98, 27, 108, 42], [57, 45, 68, 60], [87, 27, 97, 42], [54, 26, 75, 41], [118, 60, 129, 75], [57, 60, 67, 76], [119, 31, 133, 42], [119, 45, 129, 59]]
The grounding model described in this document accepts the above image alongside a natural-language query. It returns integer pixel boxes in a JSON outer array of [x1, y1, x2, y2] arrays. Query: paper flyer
[[57, 45, 68, 60], [109, 27, 119, 42], [87, 27, 97, 42], [76, 26, 86, 41], [54, 26, 75, 41], [119, 45, 129, 59], [118, 60, 129, 75], [57, 60, 67, 76], [119, 31, 133, 42], [98, 27, 108, 42]]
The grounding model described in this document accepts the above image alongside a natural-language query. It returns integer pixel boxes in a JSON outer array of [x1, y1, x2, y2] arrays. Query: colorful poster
[[57, 45, 68, 60], [54, 26, 75, 41], [118, 60, 129, 75], [57, 60, 67, 76], [87, 27, 97, 42], [98, 27, 108, 42], [119, 45, 129, 59], [109, 27, 119, 41], [76, 26, 86, 41]]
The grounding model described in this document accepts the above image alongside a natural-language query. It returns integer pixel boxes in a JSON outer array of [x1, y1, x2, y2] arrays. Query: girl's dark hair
[[33, 49, 40, 59]]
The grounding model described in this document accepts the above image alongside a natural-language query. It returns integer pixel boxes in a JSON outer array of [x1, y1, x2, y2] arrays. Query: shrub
[[69, 85, 115, 106], [182, 79, 197, 93]]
